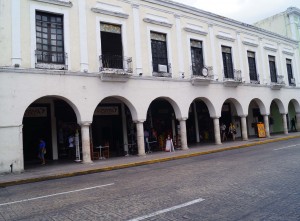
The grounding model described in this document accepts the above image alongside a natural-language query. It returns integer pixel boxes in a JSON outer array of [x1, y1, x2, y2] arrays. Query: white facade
[[0, 0, 300, 173]]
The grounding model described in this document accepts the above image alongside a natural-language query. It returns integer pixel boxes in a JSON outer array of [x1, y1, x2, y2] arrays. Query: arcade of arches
[[22, 96, 300, 167]]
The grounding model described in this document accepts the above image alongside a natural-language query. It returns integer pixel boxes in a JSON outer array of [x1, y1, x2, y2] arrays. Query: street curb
[[1, 135, 300, 187]]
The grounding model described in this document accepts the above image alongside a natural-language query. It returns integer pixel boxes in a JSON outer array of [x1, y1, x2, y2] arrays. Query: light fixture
[[139, 73, 143, 76]]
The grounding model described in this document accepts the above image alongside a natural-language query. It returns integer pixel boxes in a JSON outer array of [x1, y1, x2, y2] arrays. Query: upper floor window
[[151, 31, 169, 74], [268, 55, 277, 83], [35, 11, 66, 69], [191, 40, 204, 76], [100, 23, 123, 69], [286, 59, 295, 85], [247, 51, 258, 83], [222, 46, 234, 79]]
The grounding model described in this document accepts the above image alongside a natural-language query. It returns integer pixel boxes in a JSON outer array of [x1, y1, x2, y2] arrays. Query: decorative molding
[[242, 41, 259, 47], [32, 0, 73, 7], [263, 46, 277, 52], [100, 72, 132, 82], [184, 27, 208, 36], [131, 4, 139, 9], [143, 18, 173, 28], [282, 50, 294, 56], [216, 35, 235, 42], [91, 8, 129, 19]]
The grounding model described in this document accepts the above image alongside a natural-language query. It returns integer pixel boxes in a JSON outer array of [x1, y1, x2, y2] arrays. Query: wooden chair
[[92, 150, 100, 160], [102, 145, 109, 159]]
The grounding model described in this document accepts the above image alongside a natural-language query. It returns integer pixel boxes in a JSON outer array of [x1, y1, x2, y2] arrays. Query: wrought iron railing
[[289, 77, 296, 86], [35, 50, 68, 70], [191, 66, 213, 79], [250, 73, 260, 84], [223, 69, 242, 82], [275, 75, 285, 85], [152, 63, 172, 77], [99, 54, 132, 73]]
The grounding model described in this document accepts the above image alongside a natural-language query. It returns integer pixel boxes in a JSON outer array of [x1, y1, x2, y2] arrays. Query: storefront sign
[[257, 122, 266, 138], [95, 106, 119, 115], [24, 107, 47, 117]]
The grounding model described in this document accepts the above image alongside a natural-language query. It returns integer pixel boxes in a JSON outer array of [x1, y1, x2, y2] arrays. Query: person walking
[[38, 139, 46, 165], [291, 117, 297, 131], [228, 123, 236, 141], [220, 122, 227, 142], [165, 134, 175, 152]]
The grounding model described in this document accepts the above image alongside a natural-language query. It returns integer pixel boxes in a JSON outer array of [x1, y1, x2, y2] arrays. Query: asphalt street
[[0, 138, 300, 221]]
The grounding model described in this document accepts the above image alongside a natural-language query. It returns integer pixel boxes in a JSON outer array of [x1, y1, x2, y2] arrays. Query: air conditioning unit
[[291, 78, 295, 84], [158, 64, 168, 73]]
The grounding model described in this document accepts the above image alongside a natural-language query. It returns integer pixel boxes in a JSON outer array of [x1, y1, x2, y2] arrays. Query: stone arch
[[248, 98, 267, 115], [190, 97, 217, 118], [222, 98, 245, 117], [270, 98, 286, 114], [288, 99, 300, 113]]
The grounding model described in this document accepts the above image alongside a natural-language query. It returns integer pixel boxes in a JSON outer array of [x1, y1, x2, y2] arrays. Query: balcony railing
[[35, 50, 68, 70], [270, 75, 285, 90], [289, 78, 296, 86], [190, 66, 214, 85], [152, 63, 172, 77], [223, 69, 242, 87], [250, 73, 260, 84], [99, 54, 132, 74]]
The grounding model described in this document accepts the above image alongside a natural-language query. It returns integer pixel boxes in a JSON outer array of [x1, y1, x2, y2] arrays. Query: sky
[[172, 0, 300, 24]]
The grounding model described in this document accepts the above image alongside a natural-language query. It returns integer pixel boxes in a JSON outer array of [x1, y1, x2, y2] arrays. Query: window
[[191, 40, 204, 76], [268, 55, 277, 83], [286, 59, 294, 85], [222, 46, 234, 78], [36, 11, 65, 64], [100, 23, 123, 69], [247, 51, 258, 82], [151, 32, 168, 73]]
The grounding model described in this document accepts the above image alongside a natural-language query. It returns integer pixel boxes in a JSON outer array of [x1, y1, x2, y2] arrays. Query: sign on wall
[[24, 107, 47, 118], [94, 106, 119, 116]]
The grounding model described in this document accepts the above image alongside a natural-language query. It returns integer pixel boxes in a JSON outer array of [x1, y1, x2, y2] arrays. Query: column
[[240, 116, 248, 141], [179, 118, 188, 150], [81, 122, 93, 163], [277, 43, 286, 84], [263, 115, 270, 137], [11, 0, 21, 66], [50, 101, 58, 160], [236, 32, 246, 82], [213, 117, 222, 145], [193, 102, 200, 143], [289, 15, 297, 40], [121, 104, 129, 155], [259, 38, 267, 84], [294, 47, 300, 85], [282, 114, 288, 134], [136, 121, 146, 156], [78, 0, 89, 72], [296, 112, 300, 131], [132, 4, 143, 74], [208, 24, 218, 80], [175, 14, 184, 77]]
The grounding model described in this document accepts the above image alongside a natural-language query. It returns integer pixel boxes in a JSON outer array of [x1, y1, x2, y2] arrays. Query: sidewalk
[[1, 132, 300, 187]]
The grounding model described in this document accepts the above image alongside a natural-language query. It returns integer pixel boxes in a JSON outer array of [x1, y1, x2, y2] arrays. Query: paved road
[[0, 138, 300, 221]]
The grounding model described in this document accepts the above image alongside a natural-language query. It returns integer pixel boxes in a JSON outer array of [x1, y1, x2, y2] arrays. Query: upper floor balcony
[[191, 66, 214, 86], [99, 54, 132, 82], [271, 75, 285, 90], [35, 50, 68, 70], [223, 69, 242, 87]]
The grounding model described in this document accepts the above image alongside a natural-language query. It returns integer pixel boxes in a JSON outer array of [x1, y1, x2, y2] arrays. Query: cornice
[[143, 18, 173, 28], [242, 41, 259, 47], [216, 35, 235, 42], [183, 27, 208, 36], [91, 8, 129, 19], [31, 0, 72, 7], [263, 46, 277, 52], [140, 0, 298, 45], [286, 7, 300, 17]]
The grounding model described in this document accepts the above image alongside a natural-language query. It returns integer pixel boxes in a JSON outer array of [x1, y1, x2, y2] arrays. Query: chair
[[92, 150, 100, 160], [102, 145, 109, 159]]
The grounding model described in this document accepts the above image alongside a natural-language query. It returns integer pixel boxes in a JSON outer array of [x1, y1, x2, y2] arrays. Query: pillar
[[213, 117, 222, 145], [179, 118, 188, 150], [263, 115, 270, 138], [296, 112, 300, 131], [193, 102, 200, 143], [121, 103, 129, 154], [175, 14, 184, 77], [80, 122, 92, 163], [282, 114, 288, 134], [136, 121, 146, 156], [240, 116, 248, 141], [132, 4, 143, 74], [78, 0, 89, 72], [12, 0, 22, 66], [208, 24, 218, 80]]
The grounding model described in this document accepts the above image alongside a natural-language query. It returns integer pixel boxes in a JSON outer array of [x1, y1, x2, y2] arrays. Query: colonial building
[[0, 0, 300, 173]]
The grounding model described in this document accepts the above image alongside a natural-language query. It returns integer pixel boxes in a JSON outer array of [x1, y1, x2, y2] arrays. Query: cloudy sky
[[172, 0, 300, 24]]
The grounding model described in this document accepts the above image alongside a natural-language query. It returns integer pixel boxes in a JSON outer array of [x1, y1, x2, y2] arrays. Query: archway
[[91, 97, 135, 158], [287, 99, 300, 132], [22, 96, 79, 166], [269, 99, 285, 134], [145, 98, 178, 152], [247, 99, 266, 137], [186, 99, 214, 144]]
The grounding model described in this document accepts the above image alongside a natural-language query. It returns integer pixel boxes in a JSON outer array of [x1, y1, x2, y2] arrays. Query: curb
[[1, 135, 300, 187]]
